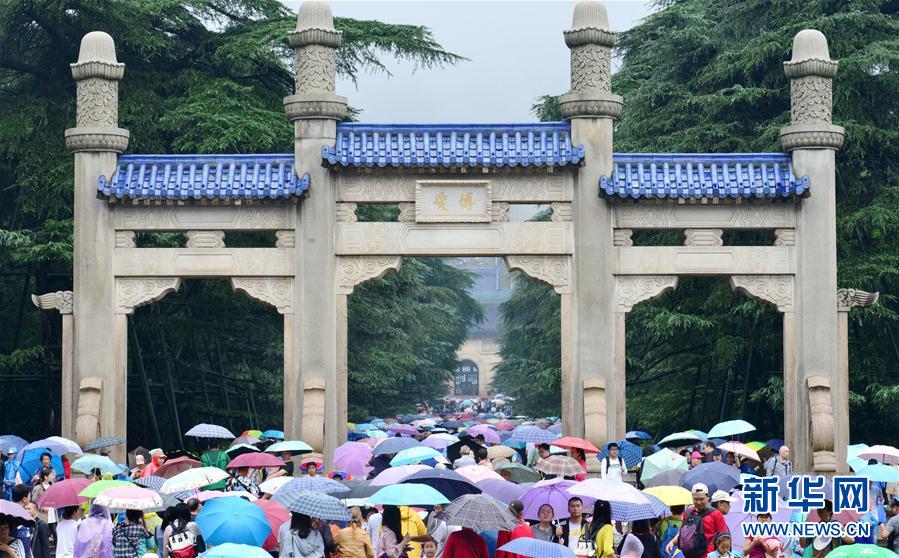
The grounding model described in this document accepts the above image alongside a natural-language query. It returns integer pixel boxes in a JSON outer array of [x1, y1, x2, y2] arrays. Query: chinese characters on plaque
[[416, 180, 491, 223]]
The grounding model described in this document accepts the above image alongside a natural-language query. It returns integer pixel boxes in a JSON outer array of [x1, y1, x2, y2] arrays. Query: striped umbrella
[[499, 538, 575, 558], [437, 494, 519, 531], [94, 486, 164, 511], [610, 493, 670, 521], [597, 441, 643, 469], [509, 427, 557, 445], [185, 424, 235, 439], [161, 468, 230, 494], [278, 476, 350, 495], [84, 437, 125, 451], [272, 490, 351, 521], [535, 455, 584, 477], [372, 437, 421, 456], [133, 475, 166, 492]]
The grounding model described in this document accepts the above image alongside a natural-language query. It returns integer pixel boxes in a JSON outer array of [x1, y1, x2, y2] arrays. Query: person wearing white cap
[[710, 491, 737, 516], [664, 483, 728, 558]]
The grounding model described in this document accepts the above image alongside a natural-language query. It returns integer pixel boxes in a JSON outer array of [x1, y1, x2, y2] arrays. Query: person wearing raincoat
[[74, 503, 114, 558], [2, 448, 20, 500], [142, 451, 166, 478]]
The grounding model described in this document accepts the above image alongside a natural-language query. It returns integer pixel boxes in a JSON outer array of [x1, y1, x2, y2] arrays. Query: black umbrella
[[340, 480, 380, 500], [445, 437, 480, 463], [400, 468, 482, 500]]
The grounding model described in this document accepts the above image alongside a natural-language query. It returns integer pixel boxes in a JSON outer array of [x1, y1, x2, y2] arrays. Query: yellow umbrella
[[486, 445, 516, 459], [644, 485, 693, 507], [745, 441, 766, 451]]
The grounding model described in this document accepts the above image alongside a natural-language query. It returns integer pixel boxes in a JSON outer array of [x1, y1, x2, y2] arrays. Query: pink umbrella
[[808, 507, 864, 526], [465, 425, 501, 445], [227, 453, 283, 469], [36, 478, 90, 508], [334, 442, 373, 478], [155, 456, 202, 478], [389, 424, 419, 437], [495, 421, 515, 431], [857, 445, 899, 465], [94, 486, 163, 510], [370, 465, 430, 487], [254, 499, 290, 551], [0, 501, 34, 528], [454, 465, 503, 484]]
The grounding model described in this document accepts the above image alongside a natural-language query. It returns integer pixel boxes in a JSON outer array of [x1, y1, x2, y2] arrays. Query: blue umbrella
[[279, 476, 350, 495], [0, 436, 28, 454], [548, 424, 564, 435], [688, 430, 709, 442], [509, 426, 557, 445], [610, 493, 670, 521], [372, 437, 421, 456], [766, 439, 785, 451], [499, 537, 575, 558], [200, 543, 272, 558], [367, 430, 388, 439], [71, 454, 120, 475], [680, 462, 741, 494], [390, 447, 443, 467], [625, 431, 652, 441], [370, 484, 450, 506], [261, 430, 284, 440], [356, 424, 378, 431], [857, 464, 899, 483], [707, 420, 755, 439], [134, 476, 166, 492], [597, 441, 643, 469], [17, 448, 64, 480], [400, 468, 481, 500], [84, 437, 125, 451], [196, 496, 270, 547]]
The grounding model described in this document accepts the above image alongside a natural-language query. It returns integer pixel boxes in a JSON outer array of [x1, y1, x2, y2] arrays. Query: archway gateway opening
[[45, 1, 872, 472]]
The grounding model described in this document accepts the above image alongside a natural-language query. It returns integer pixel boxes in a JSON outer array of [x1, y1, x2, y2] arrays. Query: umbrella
[[548, 424, 564, 435], [390, 446, 444, 467], [227, 453, 283, 469], [826, 546, 897, 558], [847, 443, 870, 472], [430, 433, 461, 443], [279, 476, 350, 495], [422, 437, 454, 451], [400, 468, 481, 500], [340, 480, 380, 500], [253, 499, 289, 551], [657, 432, 702, 448], [498, 538, 576, 558], [477, 479, 525, 504], [726, 490, 792, 547], [84, 437, 125, 451], [487, 445, 517, 460], [438, 494, 519, 531], [625, 431, 652, 442], [273, 490, 352, 521], [370, 484, 450, 506], [857, 445, 899, 465], [79, 480, 133, 499], [644, 470, 685, 488], [23, 436, 82, 456], [688, 430, 709, 442], [226, 444, 261, 459], [186, 424, 235, 439], [232, 435, 261, 447], [333, 442, 373, 477], [367, 430, 388, 439], [161, 468, 230, 494], [566, 479, 650, 505], [455, 465, 503, 484], [372, 437, 421, 456], [242, 430, 264, 439], [258, 476, 293, 495], [371, 465, 431, 487], [35, 478, 90, 508], [389, 424, 419, 437], [71, 454, 120, 475], [857, 464, 899, 482], [643, 485, 690, 506], [510, 427, 557, 445], [261, 430, 284, 440], [522, 478, 588, 520], [553, 437, 601, 455], [496, 421, 516, 431], [17, 448, 65, 480], [134, 476, 166, 492], [196, 496, 271, 546], [597, 441, 643, 468], [0, 501, 34, 529], [680, 462, 741, 494], [494, 462, 541, 483], [356, 423, 378, 431], [641, 448, 688, 482], [128, 447, 151, 468], [265, 440, 313, 455], [465, 426, 501, 445], [201, 543, 273, 558], [535, 455, 584, 477], [707, 420, 756, 439], [0, 435, 28, 454], [94, 486, 164, 510], [155, 456, 202, 478], [718, 442, 761, 462], [610, 492, 670, 522]]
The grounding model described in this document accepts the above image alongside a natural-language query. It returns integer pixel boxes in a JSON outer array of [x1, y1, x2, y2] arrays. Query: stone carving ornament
[[730, 275, 794, 312], [791, 77, 832, 123], [117, 278, 182, 314], [77, 78, 119, 127], [616, 276, 678, 312], [75, 377, 103, 448], [32, 291, 74, 314], [504, 256, 571, 294], [295, 45, 337, 94], [570, 44, 611, 92], [337, 256, 403, 295], [232, 277, 294, 313], [807, 376, 836, 472], [836, 288, 879, 311]]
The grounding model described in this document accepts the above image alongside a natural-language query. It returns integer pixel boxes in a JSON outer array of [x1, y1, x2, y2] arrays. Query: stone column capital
[[562, 0, 621, 120], [285, 1, 346, 121]]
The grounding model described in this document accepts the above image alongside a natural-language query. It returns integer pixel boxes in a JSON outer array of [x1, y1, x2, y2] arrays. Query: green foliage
[[0, 0, 465, 445], [517, 0, 899, 441]]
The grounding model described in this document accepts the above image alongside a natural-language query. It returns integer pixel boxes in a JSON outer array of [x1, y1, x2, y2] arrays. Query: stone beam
[[114, 205, 295, 231], [114, 248, 294, 277], [613, 204, 796, 229], [337, 173, 572, 203], [613, 246, 794, 275], [336, 222, 572, 256]]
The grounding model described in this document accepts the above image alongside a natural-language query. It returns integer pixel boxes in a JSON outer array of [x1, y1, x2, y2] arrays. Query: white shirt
[[55, 518, 79, 558], [600, 456, 625, 482], [366, 512, 382, 547], [567, 519, 584, 553]]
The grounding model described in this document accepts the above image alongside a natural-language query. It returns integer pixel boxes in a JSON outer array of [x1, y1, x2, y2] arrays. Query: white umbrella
[[718, 442, 761, 462], [160, 467, 229, 494], [857, 445, 899, 465], [566, 479, 650, 505], [258, 476, 294, 495]]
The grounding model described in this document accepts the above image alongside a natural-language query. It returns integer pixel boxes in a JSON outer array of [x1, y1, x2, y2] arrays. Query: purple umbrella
[[477, 478, 526, 505], [389, 424, 419, 437], [422, 437, 452, 450], [372, 437, 421, 457], [521, 478, 594, 521], [465, 426, 501, 445], [510, 426, 557, 445], [333, 442, 373, 478], [370, 465, 430, 487], [0, 501, 35, 528]]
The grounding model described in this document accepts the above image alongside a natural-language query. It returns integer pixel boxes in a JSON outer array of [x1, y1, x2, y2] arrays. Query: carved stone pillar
[[780, 30, 843, 472], [563, 1, 620, 450], [67, 32, 129, 458], [32, 292, 75, 439]]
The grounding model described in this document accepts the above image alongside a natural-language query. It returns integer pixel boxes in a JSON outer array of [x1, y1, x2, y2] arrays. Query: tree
[[0, 0, 470, 445], [508, 0, 899, 441]]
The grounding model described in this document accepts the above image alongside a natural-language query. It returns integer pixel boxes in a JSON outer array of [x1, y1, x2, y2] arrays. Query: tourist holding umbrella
[[0, 501, 31, 558], [497, 500, 535, 558]]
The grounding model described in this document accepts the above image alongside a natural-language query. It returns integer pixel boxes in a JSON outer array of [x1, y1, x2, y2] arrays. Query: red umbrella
[[155, 457, 202, 478], [552, 437, 602, 454], [227, 452, 283, 469], [254, 499, 290, 551], [36, 478, 90, 508], [495, 421, 515, 431]]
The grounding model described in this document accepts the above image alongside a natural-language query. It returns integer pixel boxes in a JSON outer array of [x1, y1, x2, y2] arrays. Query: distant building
[[447, 257, 513, 398]]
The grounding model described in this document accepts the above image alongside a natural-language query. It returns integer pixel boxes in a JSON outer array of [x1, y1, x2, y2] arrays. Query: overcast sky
[[282, 2, 653, 122]]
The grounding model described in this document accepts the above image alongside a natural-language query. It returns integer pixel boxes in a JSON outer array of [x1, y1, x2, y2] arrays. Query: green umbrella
[[641, 448, 688, 482], [827, 545, 896, 558], [493, 462, 540, 483], [78, 480, 133, 499]]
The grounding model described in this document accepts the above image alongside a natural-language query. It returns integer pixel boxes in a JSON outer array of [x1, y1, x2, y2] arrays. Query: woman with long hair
[[279, 512, 325, 558], [584, 500, 615, 558], [617, 519, 661, 558], [377, 506, 411, 558]]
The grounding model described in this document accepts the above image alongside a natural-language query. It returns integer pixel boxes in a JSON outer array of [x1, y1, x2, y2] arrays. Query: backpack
[[677, 506, 713, 558], [169, 522, 198, 558], [603, 456, 625, 475], [659, 520, 680, 558]]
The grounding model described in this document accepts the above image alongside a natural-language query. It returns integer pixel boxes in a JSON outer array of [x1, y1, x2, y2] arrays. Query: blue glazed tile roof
[[98, 154, 308, 202], [601, 153, 809, 200], [322, 123, 585, 168]]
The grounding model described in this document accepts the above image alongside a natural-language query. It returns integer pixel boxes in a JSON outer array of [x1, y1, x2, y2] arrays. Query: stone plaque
[[415, 180, 491, 223]]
